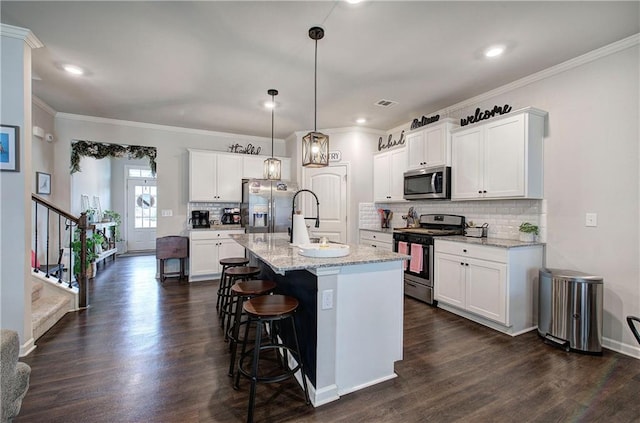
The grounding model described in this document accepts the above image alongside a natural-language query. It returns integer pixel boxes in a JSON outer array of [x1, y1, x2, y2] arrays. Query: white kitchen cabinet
[[189, 149, 243, 202], [451, 107, 546, 200], [406, 119, 457, 169], [373, 147, 408, 202], [242, 155, 291, 181], [359, 230, 393, 251], [189, 229, 245, 282], [434, 239, 543, 336]]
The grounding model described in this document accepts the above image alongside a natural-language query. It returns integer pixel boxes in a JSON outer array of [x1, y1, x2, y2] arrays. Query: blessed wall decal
[[228, 143, 262, 155], [410, 114, 440, 130], [378, 130, 406, 151], [460, 104, 513, 126]]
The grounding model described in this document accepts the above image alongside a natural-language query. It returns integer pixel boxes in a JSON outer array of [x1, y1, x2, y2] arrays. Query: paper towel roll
[[291, 214, 311, 246]]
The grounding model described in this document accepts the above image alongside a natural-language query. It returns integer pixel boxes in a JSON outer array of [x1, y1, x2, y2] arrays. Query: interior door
[[127, 178, 157, 251], [302, 165, 347, 243]]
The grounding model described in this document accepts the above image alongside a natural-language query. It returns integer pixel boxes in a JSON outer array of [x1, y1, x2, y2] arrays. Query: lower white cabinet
[[359, 230, 393, 251], [189, 229, 245, 282], [434, 239, 543, 335]]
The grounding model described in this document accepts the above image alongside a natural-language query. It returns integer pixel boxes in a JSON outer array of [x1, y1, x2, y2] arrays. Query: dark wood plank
[[16, 255, 640, 423]]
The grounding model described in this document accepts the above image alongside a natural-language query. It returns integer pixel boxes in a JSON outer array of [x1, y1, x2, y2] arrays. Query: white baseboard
[[603, 337, 640, 360]]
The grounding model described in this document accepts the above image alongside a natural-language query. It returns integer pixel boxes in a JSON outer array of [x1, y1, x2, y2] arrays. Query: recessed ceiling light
[[484, 45, 505, 58], [356, 118, 367, 124], [346, 0, 363, 4], [63, 64, 84, 75]]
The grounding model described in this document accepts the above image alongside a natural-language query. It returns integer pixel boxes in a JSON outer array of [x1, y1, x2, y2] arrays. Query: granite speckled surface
[[439, 235, 545, 249], [230, 233, 409, 273]]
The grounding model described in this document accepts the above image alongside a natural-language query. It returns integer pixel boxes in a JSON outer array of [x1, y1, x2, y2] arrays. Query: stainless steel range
[[393, 214, 465, 305]]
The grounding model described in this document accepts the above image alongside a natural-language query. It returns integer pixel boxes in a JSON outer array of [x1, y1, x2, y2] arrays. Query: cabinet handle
[[463, 249, 467, 253], [465, 263, 469, 266], [460, 262, 464, 265], [478, 190, 482, 194], [407, 282, 418, 288], [483, 190, 487, 194], [372, 245, 377, 248]]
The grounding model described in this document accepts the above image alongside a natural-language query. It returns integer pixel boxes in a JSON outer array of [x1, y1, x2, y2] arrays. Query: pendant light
[[302, 26, 329, 168], [263, 89, 282, 180]]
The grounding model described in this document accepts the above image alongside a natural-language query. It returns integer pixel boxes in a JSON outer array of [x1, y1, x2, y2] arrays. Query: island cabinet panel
[[434, 239, 543, 336], [188, 149, 243, 202], [451, 107, 546, 200]]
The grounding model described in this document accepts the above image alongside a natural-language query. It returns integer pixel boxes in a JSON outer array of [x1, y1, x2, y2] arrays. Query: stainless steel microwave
[[403, 166, 451, 200]]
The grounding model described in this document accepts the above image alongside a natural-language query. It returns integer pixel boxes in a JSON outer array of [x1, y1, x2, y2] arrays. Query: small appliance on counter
[[221, 208, 241, 225], [190, 210, 211, 229]]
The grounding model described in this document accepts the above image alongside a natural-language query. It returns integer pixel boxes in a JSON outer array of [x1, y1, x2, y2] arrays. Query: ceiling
[[2, 1, 639, 139]]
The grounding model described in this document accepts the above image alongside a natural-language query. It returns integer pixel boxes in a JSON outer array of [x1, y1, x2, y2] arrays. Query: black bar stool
[[227, 279, 277, 377], [217, 257, 250, 316], [235, 295, 310, 423], [221, 266, 261, 335]]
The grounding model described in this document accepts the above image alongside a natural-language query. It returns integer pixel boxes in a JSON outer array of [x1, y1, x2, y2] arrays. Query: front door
[[302, 165, 348, 243], [127, 178, 157, 252]]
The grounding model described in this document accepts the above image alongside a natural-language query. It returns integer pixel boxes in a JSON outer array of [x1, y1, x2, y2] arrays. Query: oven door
[[403, 166, 451, 200]]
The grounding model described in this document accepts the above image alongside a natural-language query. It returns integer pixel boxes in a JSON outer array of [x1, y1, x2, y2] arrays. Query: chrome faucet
[[290, 189, 320, 243]]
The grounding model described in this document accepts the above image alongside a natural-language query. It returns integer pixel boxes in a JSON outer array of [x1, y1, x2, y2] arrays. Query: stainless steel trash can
[[538, 268, 603, 354]]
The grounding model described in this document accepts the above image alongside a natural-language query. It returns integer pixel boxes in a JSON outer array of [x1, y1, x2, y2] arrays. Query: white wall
[[53, 116, 285, 238], [379, 42, 640, 356]]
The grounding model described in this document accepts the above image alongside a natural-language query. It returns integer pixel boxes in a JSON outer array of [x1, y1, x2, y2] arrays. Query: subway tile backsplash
[[359, 199, 544, 242]]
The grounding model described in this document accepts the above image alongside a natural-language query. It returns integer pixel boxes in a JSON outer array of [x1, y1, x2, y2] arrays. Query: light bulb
[[311, 145, 320, 154]]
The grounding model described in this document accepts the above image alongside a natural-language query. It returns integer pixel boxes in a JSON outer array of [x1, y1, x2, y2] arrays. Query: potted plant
[[518, 222, 539, 242], [102, 210, 125, 254], [72, 230, 105, 279]]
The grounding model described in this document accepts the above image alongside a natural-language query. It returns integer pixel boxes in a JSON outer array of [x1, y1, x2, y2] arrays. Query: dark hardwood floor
[[17, 255, 640, 423]]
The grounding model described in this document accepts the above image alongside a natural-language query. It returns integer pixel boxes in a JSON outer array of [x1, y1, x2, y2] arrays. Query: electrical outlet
[[585, 213, 597, 227], [322, 289, 333, 310]]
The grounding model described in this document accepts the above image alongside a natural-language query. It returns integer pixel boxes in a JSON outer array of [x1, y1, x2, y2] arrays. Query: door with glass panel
[[127, 177, 157, 252]]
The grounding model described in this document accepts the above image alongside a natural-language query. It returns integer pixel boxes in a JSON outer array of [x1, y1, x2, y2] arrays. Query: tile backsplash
[[359, 199, 545, 242]]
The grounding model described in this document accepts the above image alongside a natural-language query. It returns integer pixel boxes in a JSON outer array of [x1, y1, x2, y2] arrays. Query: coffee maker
[[221, 208, 241, 225], [190, 210, 211, 229]]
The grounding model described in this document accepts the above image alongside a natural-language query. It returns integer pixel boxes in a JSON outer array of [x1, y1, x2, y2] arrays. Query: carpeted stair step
[[32, 281, 44, 303], [32, 293, 70, 341]]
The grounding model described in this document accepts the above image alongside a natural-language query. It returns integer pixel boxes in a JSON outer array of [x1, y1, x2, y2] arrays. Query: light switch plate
[[585, 213, 597, 227], [161, 209, 173, 217]]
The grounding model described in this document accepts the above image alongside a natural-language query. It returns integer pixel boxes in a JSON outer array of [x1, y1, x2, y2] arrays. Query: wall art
[[0, 124, 20, 172], [460, 104, 513, 126], [378, 130, 406, 151], [410, 114, 440, 130], [228, 143, 261, 155], [36, 171, 51, 195]]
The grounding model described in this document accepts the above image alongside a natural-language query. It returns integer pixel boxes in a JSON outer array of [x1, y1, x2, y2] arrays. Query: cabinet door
[[373, 153, 391, 201], [389, 148, 408, 201], [484, 115, 525, 198], [451, 127, 483, 199], [218, 238, 245, 262], [406, 130, 425, 169], [242, 155, 265, 179], [189, 151, 217, 201], [216, 154, 243, 202], [424, 125, 446, 167], [190, 239, 220, 276], [434, 253, 466, 308], [465, 257, 507, 324]]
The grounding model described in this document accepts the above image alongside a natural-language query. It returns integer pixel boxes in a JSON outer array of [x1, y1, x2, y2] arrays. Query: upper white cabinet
[[242, 155, 291, 181], [406, 118, 458, 169], [373, 147, 408, 202], [451, 108, 546, 200], [189, 149, 243, 202]]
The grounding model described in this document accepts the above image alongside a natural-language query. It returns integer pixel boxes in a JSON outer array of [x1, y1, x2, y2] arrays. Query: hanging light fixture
[[264, 89, 282, 180], [302, 26, 329, 168]]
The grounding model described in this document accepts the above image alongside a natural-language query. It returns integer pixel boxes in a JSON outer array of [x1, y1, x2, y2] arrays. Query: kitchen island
[[230, 233, 408, 407]]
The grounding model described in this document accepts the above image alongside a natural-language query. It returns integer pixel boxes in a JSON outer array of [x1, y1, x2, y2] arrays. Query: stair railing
[[32, 194, 90, 308]]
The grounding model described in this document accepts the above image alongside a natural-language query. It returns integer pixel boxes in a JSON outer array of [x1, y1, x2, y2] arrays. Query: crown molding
[[0, 23, 43, 49], [55, 112, 282, 143], [436, 33, 640, 117], [32, 96, 57, 116]]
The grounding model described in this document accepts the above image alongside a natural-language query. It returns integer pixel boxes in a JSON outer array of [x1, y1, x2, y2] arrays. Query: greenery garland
[[71, 140, 157, 174]]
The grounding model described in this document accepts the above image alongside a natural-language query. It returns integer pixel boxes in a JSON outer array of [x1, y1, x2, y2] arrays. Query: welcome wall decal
[[460, 104, 513, 126], [378, 130, 406, 151]]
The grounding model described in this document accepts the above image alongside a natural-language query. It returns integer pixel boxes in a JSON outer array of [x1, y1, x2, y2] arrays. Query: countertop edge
[[437, 235, 545, 249]]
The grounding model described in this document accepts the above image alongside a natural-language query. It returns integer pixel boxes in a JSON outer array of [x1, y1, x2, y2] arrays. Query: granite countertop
[[359, 228, 395, 234], [230, 232, 409, 274], [438, 235, 545, 249], [190, 225, 243, 231]]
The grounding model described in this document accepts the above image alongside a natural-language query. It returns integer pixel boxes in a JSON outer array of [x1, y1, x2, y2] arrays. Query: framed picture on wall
[[0, 124, 20, 172], [36, 172, 51, 195]]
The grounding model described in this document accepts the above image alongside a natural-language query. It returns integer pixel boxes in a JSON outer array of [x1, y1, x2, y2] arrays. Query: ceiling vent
[[374, 99, 399, 108]]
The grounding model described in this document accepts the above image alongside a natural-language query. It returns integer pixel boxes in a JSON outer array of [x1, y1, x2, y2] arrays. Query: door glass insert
[[134, 185, 157, 228]]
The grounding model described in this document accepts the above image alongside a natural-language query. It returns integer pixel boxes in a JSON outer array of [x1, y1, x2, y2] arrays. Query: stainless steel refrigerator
[[241, 179, 299, 234]]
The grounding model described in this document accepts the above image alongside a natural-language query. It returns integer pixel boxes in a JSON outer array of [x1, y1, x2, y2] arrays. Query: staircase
[[31, 271, 77, 341]]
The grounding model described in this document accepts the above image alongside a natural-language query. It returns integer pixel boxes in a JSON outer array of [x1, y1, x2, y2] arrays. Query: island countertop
[[230, 232, 409, 274]]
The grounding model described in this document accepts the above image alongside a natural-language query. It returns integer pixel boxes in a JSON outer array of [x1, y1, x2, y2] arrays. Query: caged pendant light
[[263, 89, 282, 180], [302, 26, 329, 168]]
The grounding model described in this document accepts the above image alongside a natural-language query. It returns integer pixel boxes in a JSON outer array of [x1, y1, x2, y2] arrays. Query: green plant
[[71, 230, 105, 276], [518, 222, 539, 235], [103, 210, 123, 241]]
